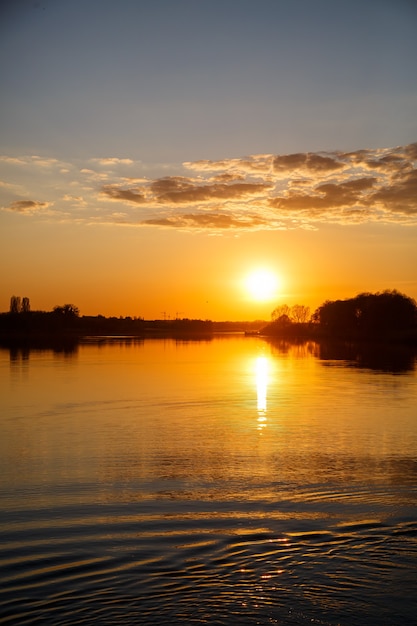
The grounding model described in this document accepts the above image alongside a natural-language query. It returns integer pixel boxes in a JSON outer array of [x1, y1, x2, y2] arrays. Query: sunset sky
[[1, 0, 416, 321]]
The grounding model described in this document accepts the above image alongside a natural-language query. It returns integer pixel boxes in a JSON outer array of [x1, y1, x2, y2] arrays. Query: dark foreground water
[[0, 337, 416, 625]]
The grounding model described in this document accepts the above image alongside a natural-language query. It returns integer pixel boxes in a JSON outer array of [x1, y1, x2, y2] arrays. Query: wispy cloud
[[90, 157, 134, 166], [6, 199, 52, 214], [0, 155, 65, 168], [142, 213, 275, 230], [1, 144, 416, 230]]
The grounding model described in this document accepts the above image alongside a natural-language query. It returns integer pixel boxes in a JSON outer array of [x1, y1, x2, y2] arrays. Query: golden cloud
[[6, 199, 51, 213], [1, 143, 416, 230], [273, 152, 346, 174], [101, 177, 272, 207], [142, 212, 272, 230], [91, 157, 134, 166], [101, 185, 146, 204]]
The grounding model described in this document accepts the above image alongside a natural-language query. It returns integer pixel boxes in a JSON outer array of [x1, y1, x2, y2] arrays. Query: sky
[[1, 0, 416, 321]]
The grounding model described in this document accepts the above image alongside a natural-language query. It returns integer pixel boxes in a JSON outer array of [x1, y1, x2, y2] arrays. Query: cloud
[[273, 152, 346, 175], [101, 185, 147, 204], [101, 176, 271, 209], [370, 169, 417, 215], [184, 154, 274, 177], [80, 168, 110, 182], [91, 157, 134, 166], [269, 177, 378, 213], [0, 156, 28, 166], [149, 177, 271, 203], [0, 155, 66, 168], [1, 143, 416, 230], [142, 212, 273, 230], [62, 194, 88, 208], [5, 199, 52, 214]]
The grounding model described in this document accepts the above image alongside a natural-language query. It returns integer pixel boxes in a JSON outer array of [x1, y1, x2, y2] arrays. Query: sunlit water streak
[[0, 337, 416, 625]]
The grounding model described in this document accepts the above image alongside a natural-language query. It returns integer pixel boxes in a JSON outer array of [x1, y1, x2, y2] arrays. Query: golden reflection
[[255, 356, 269, 429]]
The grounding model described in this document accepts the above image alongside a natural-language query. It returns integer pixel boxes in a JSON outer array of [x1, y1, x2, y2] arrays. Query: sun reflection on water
[[255, 356, 269, 429]]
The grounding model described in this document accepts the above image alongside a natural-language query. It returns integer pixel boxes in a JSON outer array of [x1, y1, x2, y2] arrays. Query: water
[[0, 336, 416, 625]]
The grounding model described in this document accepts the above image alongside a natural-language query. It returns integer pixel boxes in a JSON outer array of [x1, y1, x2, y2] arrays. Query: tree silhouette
[[21, 297, 30, 313], [271, 304, 291, 321], [291, 304, 311, 323], [271, 304, 310, 323], [10, 296, 21, 314], [313, 290, 417, 337], [53, 304, 80, 318]]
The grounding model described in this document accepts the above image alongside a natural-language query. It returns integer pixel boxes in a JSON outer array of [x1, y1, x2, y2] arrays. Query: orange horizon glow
[[2, 239, 417, 323], [1, 145, 416, 322], [1, 190, 417, 322]]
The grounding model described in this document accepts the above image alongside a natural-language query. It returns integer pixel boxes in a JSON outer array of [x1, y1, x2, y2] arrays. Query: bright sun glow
[[245, 269, 280, 302]]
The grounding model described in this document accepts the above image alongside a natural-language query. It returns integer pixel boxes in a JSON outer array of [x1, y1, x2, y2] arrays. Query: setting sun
[[245, 269, 281, 302]]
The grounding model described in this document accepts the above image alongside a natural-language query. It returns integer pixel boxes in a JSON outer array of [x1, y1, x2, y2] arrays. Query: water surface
[[1, 336, 416, 624]]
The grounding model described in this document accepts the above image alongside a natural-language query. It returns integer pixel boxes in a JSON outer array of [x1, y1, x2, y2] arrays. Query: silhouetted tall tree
[[21, 297, 30, 313], [10, 296, 21, 314]]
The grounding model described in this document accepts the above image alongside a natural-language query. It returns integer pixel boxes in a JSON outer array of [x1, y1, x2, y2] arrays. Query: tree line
[[312, 290, 417, 337], [3, 296, 140, 335], [263, 290, 417, 342], [2, 290, 417, 343], [1, 297, 215, 337]]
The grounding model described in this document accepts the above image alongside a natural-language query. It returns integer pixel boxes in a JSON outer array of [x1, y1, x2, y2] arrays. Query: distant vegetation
[[1, 296, 215, 338], [261, 290, 417, 343], [0, 296, 261, 340], [1, 290, 417, 344]]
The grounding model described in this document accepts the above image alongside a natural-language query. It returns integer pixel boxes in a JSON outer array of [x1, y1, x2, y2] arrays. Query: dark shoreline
[[2, 329, 416, 374], [1, 322, 417, 345]]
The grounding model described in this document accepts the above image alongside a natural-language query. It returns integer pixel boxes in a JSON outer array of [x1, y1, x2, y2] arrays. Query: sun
[[245, 269, 280, 302]]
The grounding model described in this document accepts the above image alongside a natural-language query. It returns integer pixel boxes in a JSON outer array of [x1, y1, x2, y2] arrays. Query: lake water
[[0, 335, 416, 625]]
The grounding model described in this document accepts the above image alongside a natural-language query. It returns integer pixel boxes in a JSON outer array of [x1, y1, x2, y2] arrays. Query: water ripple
[[1, 500, 416, 625]]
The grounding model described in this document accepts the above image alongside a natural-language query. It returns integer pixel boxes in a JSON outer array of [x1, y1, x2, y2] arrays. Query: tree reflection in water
[[265, 338, 416, 374]]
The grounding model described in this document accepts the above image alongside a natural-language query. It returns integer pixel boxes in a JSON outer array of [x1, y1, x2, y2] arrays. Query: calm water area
[[0, 335, 416, 625]]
